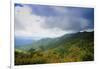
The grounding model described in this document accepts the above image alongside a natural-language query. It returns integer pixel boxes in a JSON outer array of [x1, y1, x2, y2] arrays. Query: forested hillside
[[15, 31, 94, 65]]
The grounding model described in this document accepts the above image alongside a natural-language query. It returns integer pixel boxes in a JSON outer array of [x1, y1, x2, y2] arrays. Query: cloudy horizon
[[15, 4, 94, 39]]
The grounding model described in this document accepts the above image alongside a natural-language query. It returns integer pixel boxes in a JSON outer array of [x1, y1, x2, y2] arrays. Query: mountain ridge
[[15, 31, 94, 51]]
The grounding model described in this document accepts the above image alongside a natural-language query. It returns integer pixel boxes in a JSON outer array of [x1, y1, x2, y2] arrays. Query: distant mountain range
[[15, 37, 34, 47]]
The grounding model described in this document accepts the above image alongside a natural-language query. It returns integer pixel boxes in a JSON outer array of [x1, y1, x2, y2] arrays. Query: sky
[[15, 4, 94, 39]]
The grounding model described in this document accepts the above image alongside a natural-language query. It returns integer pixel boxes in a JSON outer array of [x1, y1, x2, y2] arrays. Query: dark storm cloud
[[25, 4, 94, 32], [42, 16, 92, 32]]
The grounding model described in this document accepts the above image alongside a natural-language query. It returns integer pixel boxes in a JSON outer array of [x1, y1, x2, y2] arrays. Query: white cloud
[[15, 5, 67, 38]]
